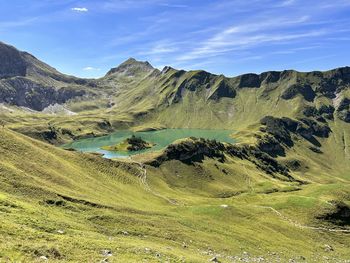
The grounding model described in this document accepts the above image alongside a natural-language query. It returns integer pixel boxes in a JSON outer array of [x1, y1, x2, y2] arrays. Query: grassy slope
[[1, 55, 350, 261], [1, 128, 350, 262]]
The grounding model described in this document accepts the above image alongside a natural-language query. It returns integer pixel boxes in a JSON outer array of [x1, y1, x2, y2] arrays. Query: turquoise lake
[[63, 129, 236, 159]]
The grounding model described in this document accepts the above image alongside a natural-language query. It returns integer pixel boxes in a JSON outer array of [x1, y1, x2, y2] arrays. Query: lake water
[[63, 129, 235, 159]]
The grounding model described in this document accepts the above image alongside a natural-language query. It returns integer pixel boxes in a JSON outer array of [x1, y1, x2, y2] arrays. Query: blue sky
[[1, 0, 350, 78]]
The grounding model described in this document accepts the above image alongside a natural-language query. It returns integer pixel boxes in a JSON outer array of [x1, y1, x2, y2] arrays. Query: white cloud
[[71, 7, 88, 12], [98, 0, 163, 12], [139, 42, 179, 55], [83, 67, 100, 71], [175, 16, 326, 61], [159, 3, 188, 8], [278, 0, 297, 7]]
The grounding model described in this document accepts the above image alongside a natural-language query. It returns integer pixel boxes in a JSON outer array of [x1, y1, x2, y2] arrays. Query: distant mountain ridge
[[0, 41, 349, 126]]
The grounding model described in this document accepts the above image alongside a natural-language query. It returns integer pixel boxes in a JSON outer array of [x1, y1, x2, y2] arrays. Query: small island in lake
[[101, 135, 155, 152]]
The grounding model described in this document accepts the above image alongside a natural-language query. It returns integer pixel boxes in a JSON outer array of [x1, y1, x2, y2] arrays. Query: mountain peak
[[0, 41, 27, 78], [106, 58, 154, 76]]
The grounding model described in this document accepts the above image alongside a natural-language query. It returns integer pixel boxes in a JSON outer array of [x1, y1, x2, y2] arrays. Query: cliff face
[[0, 77, 86, 111], [0, 42, 27, 78], [0, 42, 94, 110]]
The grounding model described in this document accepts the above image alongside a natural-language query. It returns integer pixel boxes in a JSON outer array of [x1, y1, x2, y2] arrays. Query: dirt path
[[255, 205, 350, 233], [131, 159, 177, 205]]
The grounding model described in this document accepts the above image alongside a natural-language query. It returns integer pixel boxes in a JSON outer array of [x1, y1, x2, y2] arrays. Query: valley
[[0, 41, 350, 262]]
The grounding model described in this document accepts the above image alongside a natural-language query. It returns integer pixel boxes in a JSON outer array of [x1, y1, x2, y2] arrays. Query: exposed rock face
[[260, 116, 297, 147], [0, 42, 27, 78], [226, 144, 292, 179], [172, 71, 237, 103], [238, 73, 261, 88], [260, 116, 331, 155], [126, 135, 153, 151], [260, 71, 281, 83], [158, 63, 350, 115], [0, 77, 85, 111], [173, 71, 213, 103], [336, 98, 350, 122], [147, 137, 294, 181], [303, 105, 335, 120], [208, 79, 236, 100], [0, 42, 93, 110], [257, 135, 286, 157], [149, 137, 226, 165], [281, 84, 315, 102], [317, 202, 350, 226], [299, 118, 331, 138], [318, 67, 350, 97]]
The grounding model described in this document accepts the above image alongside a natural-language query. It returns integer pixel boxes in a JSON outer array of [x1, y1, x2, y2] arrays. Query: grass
[[1, 127, 350, 262], [1, 65, 350, 261]]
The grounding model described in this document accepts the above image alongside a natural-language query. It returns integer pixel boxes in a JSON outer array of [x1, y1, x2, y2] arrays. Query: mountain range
[[0, 41, 350, 262]]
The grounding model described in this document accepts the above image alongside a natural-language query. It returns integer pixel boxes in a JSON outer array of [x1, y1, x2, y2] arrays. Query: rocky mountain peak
[[106, 57, 154, 76], [0, 42, 27, 78]]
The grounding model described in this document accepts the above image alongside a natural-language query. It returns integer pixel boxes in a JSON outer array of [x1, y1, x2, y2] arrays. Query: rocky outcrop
[[317, 67, 350, 97], [336, 98, 350, 123], [260, 116, 297, 147], [0, 77, 86, 111], [226, 144, 292, 179], [208, 79, 236, 100], [298, 118, 331, 138], [317, 201, 350, 226], [172, 71, 213, 103], [149, 137, 226, 165], [147, 137, 294, 181], [256, 135, 286, 157], [260, 116, 331, 156], [281, 84, 315, 102], [126, 135, 153, 151], [237, 73, 261, 88], [303, 105, 335, 121]]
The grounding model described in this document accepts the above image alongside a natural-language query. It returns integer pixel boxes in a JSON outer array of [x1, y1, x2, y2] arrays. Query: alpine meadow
[[0, 1, 350, 262]]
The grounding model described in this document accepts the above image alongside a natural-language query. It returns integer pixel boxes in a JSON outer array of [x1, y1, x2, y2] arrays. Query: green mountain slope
[[1, 41, 349, 146], [104, 65, 350, 129], [1, 128, 350, 262], [1, 42, 350, 262]]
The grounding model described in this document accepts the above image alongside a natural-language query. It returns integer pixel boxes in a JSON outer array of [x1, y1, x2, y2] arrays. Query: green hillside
[[1, 128, 350, 262], [0, 42, 350, 262]]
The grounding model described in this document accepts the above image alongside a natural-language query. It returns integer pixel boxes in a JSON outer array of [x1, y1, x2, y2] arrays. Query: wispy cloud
[[83, 66, 100, 71], [277, 0, 297, 7], [0, 17, 38, 30], [71, 7, 88, 12], [159, 3, 188, 8], [97, 0, 162, 12], [138, 41, 179, 55], [176, 16, 324, 61]]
